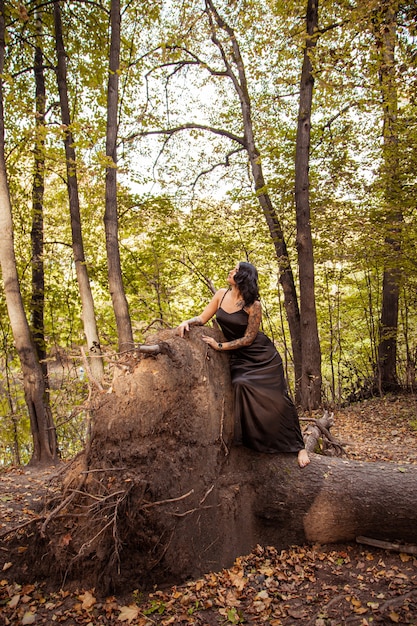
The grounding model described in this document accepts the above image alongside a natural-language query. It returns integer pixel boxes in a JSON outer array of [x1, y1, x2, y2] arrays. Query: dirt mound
[[15, 328, 237, 593]]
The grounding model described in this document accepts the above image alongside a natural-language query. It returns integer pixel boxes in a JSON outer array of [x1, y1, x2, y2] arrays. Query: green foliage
[[223, 606, 244, 624]]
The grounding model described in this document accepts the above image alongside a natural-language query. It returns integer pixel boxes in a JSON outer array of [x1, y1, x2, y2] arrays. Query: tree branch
[[126, 122, 246, 147], [191, 146, 245, 190]]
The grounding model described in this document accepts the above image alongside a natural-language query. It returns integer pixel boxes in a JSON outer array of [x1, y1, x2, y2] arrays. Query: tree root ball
[[34, 328, 238, 592]]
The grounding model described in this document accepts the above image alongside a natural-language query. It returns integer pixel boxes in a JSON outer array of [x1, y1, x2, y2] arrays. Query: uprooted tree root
[[33, 458, 168, 592], [10, 328, 233, 593], [17, 426, 347, 594], [5, 442, 189, 593], [3, 329, 358, 595]]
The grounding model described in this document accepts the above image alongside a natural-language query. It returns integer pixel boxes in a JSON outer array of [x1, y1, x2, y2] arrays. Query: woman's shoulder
[[216, 287, 228, 297], [244, 299, 261, 315], [215, 287, 229, 305]]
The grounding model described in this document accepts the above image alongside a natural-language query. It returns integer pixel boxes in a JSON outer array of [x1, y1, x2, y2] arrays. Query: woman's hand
[[202, 335, 222, 350], [177, 320, 190, 338], [177, 316, 202, 337]]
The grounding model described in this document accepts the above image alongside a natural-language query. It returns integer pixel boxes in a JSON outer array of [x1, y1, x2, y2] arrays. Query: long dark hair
[[234, 262, 260, 306]]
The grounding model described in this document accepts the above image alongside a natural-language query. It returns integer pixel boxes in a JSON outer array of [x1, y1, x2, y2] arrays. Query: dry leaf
[[8, 594, 20, 608], [229, 570, 246, 590], [118, 604, 140, 623], [367, 601, 379, 609], [354, 607, 368, 614], [79, 590, 96, 610], [22, 612, 36, 625]]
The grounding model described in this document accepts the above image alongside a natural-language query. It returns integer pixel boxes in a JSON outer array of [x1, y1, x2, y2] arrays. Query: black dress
[[216, 304, 305, 454]]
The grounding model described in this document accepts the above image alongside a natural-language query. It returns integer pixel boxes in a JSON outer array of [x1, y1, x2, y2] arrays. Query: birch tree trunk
[[104, 0, 134, 353], [294, 0, 322, 409], [53, 0, 104, 382], [0, 3, 57, 465]]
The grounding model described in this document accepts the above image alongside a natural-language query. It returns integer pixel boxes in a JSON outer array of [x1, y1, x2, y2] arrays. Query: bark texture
[[54, 0, 104, 381], [104, 0, 134, 353], [374, 0, 402, 391], [31, 17, 47, 377], [0, 6, 57, 465], [295, 0, 322, 409]]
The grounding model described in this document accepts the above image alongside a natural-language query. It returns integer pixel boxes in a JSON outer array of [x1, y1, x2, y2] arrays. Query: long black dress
[[216, 304, 305, 454]]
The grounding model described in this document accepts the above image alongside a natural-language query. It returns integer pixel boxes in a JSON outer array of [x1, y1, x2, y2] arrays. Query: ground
[[1, 395, 417, 625]]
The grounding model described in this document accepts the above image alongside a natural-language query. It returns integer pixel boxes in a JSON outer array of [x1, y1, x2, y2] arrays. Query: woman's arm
[[177, 289, 227, 338], [202, 300, 262, 351]]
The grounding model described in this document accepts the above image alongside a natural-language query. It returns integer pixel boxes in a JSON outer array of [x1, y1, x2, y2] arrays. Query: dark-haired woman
[[177, 262, 310, 468]]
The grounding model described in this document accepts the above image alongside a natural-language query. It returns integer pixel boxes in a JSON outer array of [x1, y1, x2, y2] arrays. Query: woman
[[177, 262, 310, 468]]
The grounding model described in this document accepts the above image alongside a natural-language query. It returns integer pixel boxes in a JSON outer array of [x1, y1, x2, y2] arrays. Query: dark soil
[[1, 395, 417, 625]]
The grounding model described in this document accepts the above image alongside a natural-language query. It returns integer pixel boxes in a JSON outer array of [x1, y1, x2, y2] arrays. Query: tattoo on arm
[[187, 316, 203, 326], [222, 302, 261, 350]]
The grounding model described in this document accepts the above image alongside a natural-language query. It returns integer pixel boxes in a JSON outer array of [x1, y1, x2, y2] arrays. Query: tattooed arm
[[202, 301, 262, 351]]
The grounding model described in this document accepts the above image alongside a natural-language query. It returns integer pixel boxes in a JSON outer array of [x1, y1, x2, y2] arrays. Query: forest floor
[[1, 394, 417, 625]]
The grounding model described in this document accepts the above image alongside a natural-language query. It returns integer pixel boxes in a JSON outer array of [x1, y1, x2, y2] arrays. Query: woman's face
[[227, 264, 240, 285]]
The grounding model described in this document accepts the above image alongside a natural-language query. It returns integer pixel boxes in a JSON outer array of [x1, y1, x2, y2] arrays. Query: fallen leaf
[[255, 590, 269, 600], [2, 562, 12, 571], [8, 594, 20, 608], [389, 611, 400, 623], [118, 604, 140, 623], [367, 601, 379, 609], [229, 571, 246, 590], [78, 590, 96, 610], [354, 607, 368, 614], [22, 612, 36, 625]]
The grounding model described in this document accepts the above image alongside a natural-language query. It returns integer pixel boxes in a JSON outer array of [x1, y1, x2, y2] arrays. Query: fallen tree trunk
[[15, 328, 417, 592]]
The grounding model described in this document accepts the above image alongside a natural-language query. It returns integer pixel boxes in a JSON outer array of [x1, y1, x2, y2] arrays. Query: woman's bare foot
[[298, 449, 310, 468]]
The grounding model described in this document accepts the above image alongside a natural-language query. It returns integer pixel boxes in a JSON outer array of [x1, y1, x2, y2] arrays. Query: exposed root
[[301, 411, 347, 456]]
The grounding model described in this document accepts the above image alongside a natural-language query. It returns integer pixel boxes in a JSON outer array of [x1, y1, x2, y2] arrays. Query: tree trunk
[[373, 0, 402, 392], [0, 4, 57, 465], [294, 0, 322, 410], [104, 0, 134, 353], [31, 14, 48, 381], [205, 0, 302, 400], [28, 329, 417, 592], [53, 0, 104, 382]]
